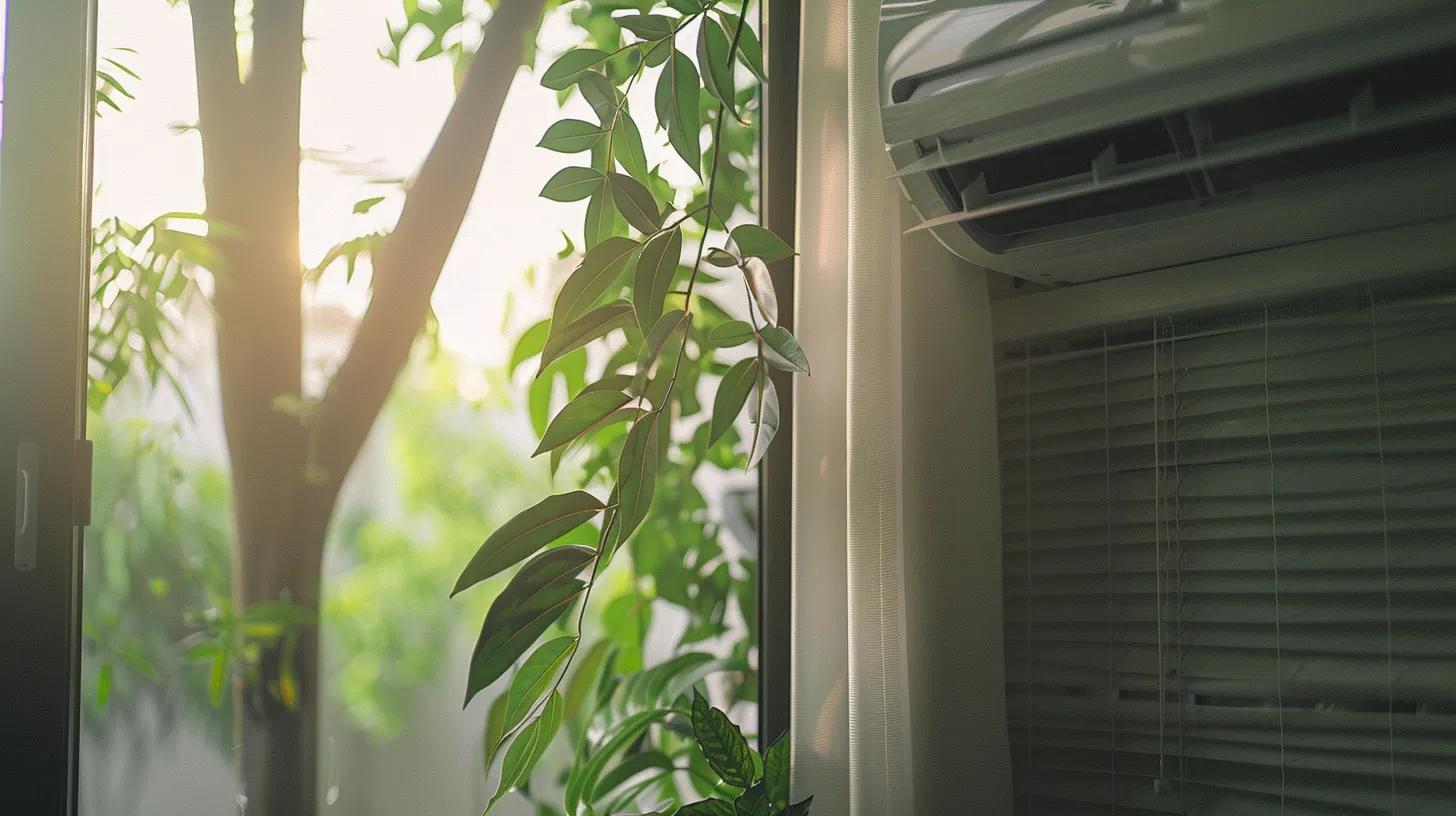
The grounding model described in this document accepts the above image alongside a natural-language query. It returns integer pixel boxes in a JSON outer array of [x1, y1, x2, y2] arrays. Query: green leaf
[[535, 390, 632, 456], [117, 649, 161, 682], [184, 640, 224, 663], [565, 707, 679, 816], [453, 492, 604, 596], [529, 365, 555, 438], [503, 637, 577, 739], [603, 774, 676, 816], [735, 783, 769, 816], [678, 799, 735, 816], [718, 10, 766, 81], [542, 49, 609, 90], [784, 796, 814, 816], [539, 119, 606, 153], [484, 691, 509, 773], [731, 225, 795, 264], [616, 410, 664, 545], [692, 688, 756, 788], [747, 370, 780, 470], [489, 692, 564, 811], [667, 0, 703, 13], [697, 16, 737, 116], [481, 546, 595, 635], [563, 639, 613, 727], [710, 358, 759, 445], [633, 227, 682, 332], [592, 749, 674, 802], [685, 749, 722, 799], [644, 38, 672, 68], [583, 185, 618, 249], [663, 656, 753, 705], [467, 547, 594, 705], [634, 652, 716, 709], [608, 173, 663, 234], [763, 735, 790, 812], [208, 652, 227, 707], [616, 13, 675, 40], [705, 248, 739, 267], [758, 326, 810, 374], [581, 373, 636, 397], [595, 492, 629, 577], [96, 663, 113, 708], [612, 112, 650, 181], [306, 231, 386, 283], [540, 300, 635, 374], [575, 407, 641, 458], [551, 237, 639, 331], [510, 319, 551, 375], [577, 71, 620, 125], [707, 320, 755, 348], [352, 196, 386, 214], [655, 50, 701, 176], [541, 166, 605, 202], [635, 310, 688, 375], [741, 257, 779, 326]]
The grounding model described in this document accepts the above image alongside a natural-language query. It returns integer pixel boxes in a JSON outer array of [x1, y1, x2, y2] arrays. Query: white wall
[[898, 206, 1014, 814]]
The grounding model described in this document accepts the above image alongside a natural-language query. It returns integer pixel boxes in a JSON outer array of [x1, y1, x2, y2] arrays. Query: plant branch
[[310, 0, 548, 486], [504, 0, 753, 747]]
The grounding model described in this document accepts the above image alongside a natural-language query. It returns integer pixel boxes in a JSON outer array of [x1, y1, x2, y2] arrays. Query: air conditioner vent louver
[[918, 45, 1456, 252]]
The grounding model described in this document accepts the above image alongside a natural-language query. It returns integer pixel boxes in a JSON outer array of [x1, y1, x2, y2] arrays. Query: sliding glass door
[[0, 1, 96, 813]]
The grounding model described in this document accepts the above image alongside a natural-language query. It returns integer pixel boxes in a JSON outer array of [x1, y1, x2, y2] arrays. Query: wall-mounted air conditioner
[[880, 0, 1456, 285]]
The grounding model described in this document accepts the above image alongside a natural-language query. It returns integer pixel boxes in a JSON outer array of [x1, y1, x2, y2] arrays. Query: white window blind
[[996, 282, 1456, 815]]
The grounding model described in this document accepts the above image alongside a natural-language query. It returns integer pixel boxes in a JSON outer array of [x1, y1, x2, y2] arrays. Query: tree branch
[[250, 0, 305, 130], [189, 0, 242, 197], [242, 0, 305, 270], [310, 0, 549, 483]]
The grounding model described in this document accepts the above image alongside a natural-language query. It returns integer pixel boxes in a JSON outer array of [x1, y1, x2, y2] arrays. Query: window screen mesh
[[996, 282, 1456, 815]]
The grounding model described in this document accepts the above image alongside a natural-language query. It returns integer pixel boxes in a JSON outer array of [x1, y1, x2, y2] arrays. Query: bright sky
[[93, 0, 600, 364]]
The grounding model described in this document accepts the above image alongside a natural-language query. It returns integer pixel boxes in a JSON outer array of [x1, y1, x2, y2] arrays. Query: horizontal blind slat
[[1002, 284, 1456, 812]]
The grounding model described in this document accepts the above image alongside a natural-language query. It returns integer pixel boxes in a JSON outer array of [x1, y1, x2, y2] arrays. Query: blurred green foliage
[[82, 353, 552, 751], [324, 358, 551, 735], [82, 417, 235, 754]]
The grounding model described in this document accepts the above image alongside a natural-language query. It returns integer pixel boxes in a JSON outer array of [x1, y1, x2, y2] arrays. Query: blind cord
[[1262, 306, 1288, 813], [1104, 331, 1118, 813], [1369, 289, 1399, 814], [1171, 321, 1188, 812], [1024, 341, 1034, 816], [1153, 322, 1169, 791]]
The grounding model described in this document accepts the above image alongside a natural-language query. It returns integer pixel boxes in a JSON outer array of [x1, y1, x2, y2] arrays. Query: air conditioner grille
[[925, 45, 1456, 248]]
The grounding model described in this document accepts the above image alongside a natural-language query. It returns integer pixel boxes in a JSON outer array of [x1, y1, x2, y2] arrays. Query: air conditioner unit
[[879, 0, 1456, 285]]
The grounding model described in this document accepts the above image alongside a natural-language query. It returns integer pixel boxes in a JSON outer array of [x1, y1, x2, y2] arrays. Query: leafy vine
[[452, 1, 811, 813]]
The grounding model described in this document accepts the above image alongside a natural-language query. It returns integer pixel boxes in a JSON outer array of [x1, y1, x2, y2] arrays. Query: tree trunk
[[185, 1, 548, 813], [237, 624, 320, 816], [231, 475, 337, 815]]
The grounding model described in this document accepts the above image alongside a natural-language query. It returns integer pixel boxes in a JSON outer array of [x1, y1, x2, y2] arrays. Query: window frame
[[758, 0, 800, 750], [0, 1, 96, 813]]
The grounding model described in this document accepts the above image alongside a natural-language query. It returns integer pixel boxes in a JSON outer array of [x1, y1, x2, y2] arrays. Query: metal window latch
[[14, 442, 39, 572], [11, 439, 93, 574], [74, 439, 93, 527]]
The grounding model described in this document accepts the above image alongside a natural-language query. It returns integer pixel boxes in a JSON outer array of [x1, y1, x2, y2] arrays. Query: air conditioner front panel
[[882, 0, 1453, 146], [881, 0, 1456, 281]]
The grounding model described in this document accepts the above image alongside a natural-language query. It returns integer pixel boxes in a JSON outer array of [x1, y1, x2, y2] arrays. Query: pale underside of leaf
[[747, 369, 780, 470], [741, 257, 778, 326]]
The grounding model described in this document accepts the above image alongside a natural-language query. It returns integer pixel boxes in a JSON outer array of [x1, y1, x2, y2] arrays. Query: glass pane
[[80, 2, 763, 815]]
